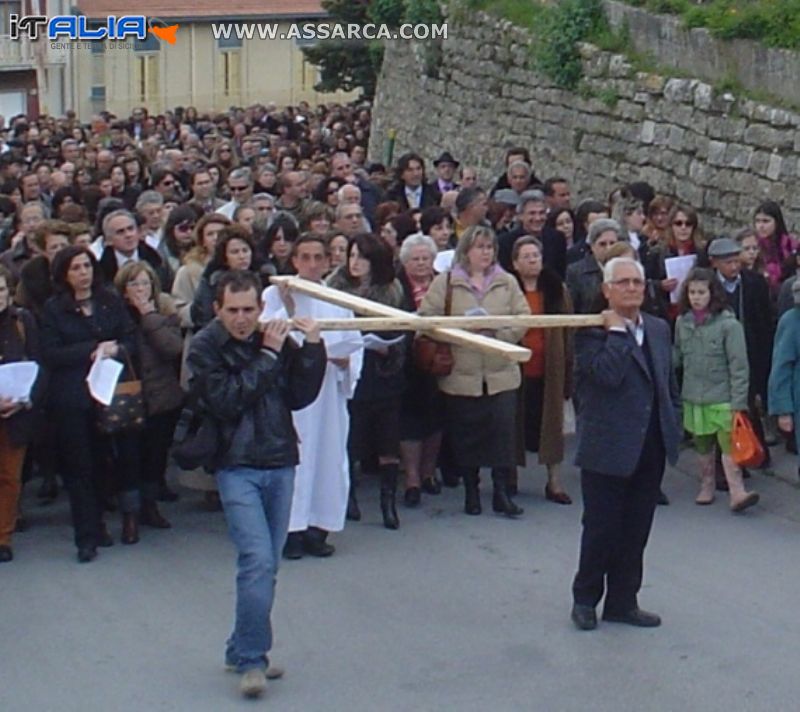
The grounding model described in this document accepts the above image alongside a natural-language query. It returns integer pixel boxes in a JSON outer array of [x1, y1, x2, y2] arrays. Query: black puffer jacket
[[187, 319, 326, 471]]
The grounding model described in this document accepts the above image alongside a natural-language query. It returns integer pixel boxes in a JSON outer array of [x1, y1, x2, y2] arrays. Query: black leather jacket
[[187, 319, 326, 471]]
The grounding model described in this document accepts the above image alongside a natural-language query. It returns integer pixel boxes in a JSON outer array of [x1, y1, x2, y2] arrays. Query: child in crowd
[[673, 268, 759, 511]]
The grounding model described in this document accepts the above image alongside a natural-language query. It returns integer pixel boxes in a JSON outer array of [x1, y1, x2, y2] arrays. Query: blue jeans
[[216, 465, 295, 673]]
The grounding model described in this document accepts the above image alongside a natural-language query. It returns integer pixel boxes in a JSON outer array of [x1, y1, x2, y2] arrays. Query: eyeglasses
[[610, 278, 645, 288], [127, 278, 151, 288], [672, 220, 693, 228]]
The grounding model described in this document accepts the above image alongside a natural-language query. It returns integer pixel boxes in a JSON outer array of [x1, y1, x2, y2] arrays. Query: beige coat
[[419, 268, 530, 396], [171, 259, 204, 329]]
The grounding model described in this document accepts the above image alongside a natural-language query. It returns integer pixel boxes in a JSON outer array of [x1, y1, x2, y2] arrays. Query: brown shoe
[[121, 512, 140, 545]]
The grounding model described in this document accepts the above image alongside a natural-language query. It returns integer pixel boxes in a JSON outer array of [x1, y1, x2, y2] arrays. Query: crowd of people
[[1, 99, 800, 694]]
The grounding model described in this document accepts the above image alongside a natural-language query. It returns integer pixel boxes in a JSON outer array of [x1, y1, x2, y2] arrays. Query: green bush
[[624, 0, 800, 50]]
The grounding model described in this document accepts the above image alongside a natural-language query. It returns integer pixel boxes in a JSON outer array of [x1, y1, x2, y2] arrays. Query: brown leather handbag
[[412, 273, 454, 377]]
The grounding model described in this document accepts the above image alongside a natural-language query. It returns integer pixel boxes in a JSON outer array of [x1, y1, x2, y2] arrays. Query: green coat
[[768, 307, 800, 452], [673, 309, 749, 410]]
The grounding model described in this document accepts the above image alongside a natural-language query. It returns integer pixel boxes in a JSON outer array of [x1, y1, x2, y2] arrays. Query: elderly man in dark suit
[[571, 256, 681, 631]]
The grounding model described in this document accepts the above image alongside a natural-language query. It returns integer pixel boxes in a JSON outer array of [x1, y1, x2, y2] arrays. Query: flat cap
[[707, 237, 741, 258]]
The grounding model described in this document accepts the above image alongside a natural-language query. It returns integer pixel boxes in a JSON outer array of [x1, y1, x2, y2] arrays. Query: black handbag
[[96, 353, 146, 434]]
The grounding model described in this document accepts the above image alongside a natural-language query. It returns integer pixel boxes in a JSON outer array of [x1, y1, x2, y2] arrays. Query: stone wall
[[369, 12, 800, 235], [603, 0, 800, 107]]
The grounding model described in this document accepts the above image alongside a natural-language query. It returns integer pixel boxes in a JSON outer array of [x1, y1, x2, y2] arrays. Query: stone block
[[724, 144, 754, 170], [707, 140, 727, 166], [664, 78, 698, 104], [667, 125, 686, 152], [635, 72, 666, 94], [633, 91, 650, 104], [767, 154, 783, 181], [675, 181, 704, 208], [743, 124, 793, 151], [748, 150, 771, 176], [769, 109, 795, 128], [693, 82, 713, 111], [640, 120, 656, 144], [608, 54, 634, 78]]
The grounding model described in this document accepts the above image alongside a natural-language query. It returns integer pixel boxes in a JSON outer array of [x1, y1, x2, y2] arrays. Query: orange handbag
[[731, 411, 765, 468]]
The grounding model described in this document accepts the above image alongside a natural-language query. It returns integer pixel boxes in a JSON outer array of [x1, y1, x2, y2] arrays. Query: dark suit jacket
[[98, 242, 173, 292], [737, 269, 775, 401], [385, 183, 439, 211], [498, 224, 567, 279], [573, 314, 681, 477], [565, 254, 602, 315]]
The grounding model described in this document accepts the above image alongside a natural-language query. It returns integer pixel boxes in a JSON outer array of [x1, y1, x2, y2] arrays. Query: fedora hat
[[433, 151, 459, 168]]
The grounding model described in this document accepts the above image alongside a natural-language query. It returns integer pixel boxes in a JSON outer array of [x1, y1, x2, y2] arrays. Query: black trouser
[[54, 408, 104, 548], [141, 409, 180, 500], [572, 435, 665, 614]]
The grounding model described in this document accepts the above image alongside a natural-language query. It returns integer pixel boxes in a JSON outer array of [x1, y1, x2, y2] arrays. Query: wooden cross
[[270, 276, 604, 364]]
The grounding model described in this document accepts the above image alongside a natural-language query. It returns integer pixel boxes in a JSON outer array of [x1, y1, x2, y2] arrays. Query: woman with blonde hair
[[419, 225, 531, 517], [115, 261, 184, 530]]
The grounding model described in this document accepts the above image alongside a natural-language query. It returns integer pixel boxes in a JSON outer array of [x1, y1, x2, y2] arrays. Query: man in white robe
[[260, 235, 363, 558]]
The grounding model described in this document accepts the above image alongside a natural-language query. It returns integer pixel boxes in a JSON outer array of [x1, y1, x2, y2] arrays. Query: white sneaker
[[226, 663, 284, 679], [240, 668, 267, 698]]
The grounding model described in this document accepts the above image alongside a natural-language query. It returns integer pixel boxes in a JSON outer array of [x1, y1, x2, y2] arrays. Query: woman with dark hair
[[299, 201, 334, 236], [122, 155, 148, 192], [511, 236, 574, 504], [419, 225, 530, 517], [327, 233, 407, 529], [754, 200, 798, 296], [52, 186, 82, 219], [641, 195, 675, 252], [190, 225, 261, 329], [312, 176, 342, 207], [545, 207, 576, 251], [643, 204, 705, 323], [382, 210, 417, 256], [569, 199, 608, 264], [109, 163, 140, 210], [386, 152, 438, 210], [40, 246, 140, 561], [674, 267, 757, 510], [260, 213, 299, 275], [114, 261, 183, 530], [162, 204, 202, 273], [420, 205, 454, 252]]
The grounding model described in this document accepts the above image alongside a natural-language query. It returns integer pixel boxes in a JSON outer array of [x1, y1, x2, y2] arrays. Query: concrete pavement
[[2, 439, 800, 711]]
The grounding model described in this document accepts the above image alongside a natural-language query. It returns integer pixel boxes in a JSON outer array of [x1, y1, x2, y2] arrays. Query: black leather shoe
[[421, 478, 442, 495], [602, 608, 661, 627], [492, 489, 523, 517], [0, 545, 13, 563], [404, 487, 421, 508], [283, 533, 304, 560], [302, 527, 335, 557], [571, 604, 597, 631], [77, 546, 97, 563]]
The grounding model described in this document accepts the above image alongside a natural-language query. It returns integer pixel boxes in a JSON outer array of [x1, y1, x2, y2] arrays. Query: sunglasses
[[672, 220, 693, 227], [230, 185, 249, 192], [177, 221, 195, 231]]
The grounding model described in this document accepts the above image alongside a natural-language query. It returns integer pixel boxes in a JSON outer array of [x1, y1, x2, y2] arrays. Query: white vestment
[[261, 286, 364, 532]]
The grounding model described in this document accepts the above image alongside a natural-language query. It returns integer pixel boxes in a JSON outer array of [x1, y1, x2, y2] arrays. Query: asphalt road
[[2, 440, 800, 712]]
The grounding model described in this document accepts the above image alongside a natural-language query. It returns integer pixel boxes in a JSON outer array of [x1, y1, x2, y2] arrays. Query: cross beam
[[270, 276, 534, 363], [303, 315, 605, 330]]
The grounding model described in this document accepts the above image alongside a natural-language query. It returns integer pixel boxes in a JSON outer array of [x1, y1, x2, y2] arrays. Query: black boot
[[346, 459, 361, 522], [463, 469, 481, 515], [379, 463, 399, 530], [492, 468, 523, 517], [283, 532, 304, 560], [303, 527, 335, 557]]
